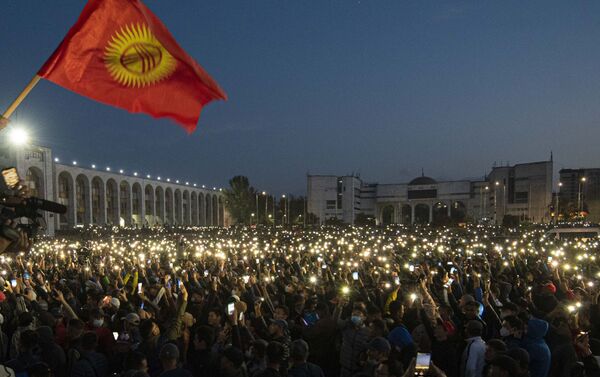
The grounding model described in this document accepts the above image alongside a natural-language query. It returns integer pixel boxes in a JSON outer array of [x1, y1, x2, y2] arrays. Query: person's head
[[125, 351, 149, 373], [249, 339, 268, 360], [369, 319, 388, 338], [501, 316, 523, 338], [268, 319, 287, 337], [315, 302, 330, 319], [80, 331, 98, 352], [19, 311, 34, 328], [139, 319, 160, 340], [67, 319, 85, 340], [506, 348, 530, 377], [220, 346, 245, 373], [20, 330, 39, 353], [190, 289, 204, 304], [463, 301, 480, 320], [500, 302, 519, 319], [465, 320, 483, 338], [388, 300, 404, 322], [290, 339, 310, 363], [273, 305, 289, 321], [367, 337, 391, 362], [459, 294, 475, 310], [159, 343, 179, 371], [367, 304, 383, 322], [265, 341, 285, 366], [487, 355, 518, 377], [351, 307, 367, 327], [485, 339, 507, 361], [89, 308, 104, 328], [207, 308, 222, 327], [194, 325, 216, 351], [293, 295, 306, 314]]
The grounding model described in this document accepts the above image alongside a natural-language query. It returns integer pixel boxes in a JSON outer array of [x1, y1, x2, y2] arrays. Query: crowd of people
[[0, 223, 599, 377]]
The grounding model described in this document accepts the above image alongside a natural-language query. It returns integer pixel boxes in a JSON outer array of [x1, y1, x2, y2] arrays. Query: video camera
[[0, 167, 66, 241]]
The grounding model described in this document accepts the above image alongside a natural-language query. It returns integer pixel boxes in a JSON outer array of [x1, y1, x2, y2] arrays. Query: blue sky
[[2, 1, 600, 193]]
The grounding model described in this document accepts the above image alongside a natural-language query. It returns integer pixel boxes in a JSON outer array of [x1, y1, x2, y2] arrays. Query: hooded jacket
[[522, 318, 551, 377]]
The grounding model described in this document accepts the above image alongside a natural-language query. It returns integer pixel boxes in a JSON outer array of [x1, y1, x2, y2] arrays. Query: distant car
[[545, 226, 600, 240]]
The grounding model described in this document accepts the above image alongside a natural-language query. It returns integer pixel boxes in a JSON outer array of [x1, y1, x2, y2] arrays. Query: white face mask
[[499, 327, 511, 337], [92, 319, 104, 328]]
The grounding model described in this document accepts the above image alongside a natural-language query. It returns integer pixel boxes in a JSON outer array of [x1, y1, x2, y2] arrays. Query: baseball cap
[[110, 297, 120, 309], [159, 343, 180, 361], [123, 313, 140, 326], [368, 337, 391, 353], [269, 319, 288, 330]]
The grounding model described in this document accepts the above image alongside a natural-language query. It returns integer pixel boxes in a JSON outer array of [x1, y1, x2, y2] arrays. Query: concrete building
[[559, 168, 600, 221], [0, 144, 229, 235], [308, 160, 553, 225]]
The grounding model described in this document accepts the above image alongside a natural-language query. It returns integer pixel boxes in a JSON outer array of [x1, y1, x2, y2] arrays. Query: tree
[[223, 176, 256, 225]]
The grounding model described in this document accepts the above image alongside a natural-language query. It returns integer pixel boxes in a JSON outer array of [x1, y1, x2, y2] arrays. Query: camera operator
[[0, 180, 32, 255]]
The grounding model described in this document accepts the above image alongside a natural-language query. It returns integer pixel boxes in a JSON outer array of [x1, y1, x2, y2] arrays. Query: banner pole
[[0, 75, 42, 131]]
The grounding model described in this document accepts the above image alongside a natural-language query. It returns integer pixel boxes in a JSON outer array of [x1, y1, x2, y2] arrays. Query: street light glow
[[8, 127, 29, 146]]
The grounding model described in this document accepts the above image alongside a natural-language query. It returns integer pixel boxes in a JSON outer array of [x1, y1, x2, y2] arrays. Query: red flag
[[38, 0, 227, 133]]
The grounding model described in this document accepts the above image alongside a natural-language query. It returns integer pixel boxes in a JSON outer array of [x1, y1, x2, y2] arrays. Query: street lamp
[[556, 182, 562, 223], [578, 177, 586, 217], [282, 194, 287, 226], [7, 127, 29, 146]]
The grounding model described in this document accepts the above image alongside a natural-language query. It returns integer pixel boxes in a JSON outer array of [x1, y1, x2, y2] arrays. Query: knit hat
[[159, 343, 179, 361]]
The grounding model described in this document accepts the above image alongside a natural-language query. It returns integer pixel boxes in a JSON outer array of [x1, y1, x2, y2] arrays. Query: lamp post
[[262, 192, 267, 225], [494, 181, 500, 224], [556, 182, 562, 223], [578, 177, 586, 218], [282, 194, 287, 226], [255, 193, 259, 224]]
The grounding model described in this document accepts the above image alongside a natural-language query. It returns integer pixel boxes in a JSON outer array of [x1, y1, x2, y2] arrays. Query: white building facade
[[307, 160, 553, 225], [1, 144, 229, 235]]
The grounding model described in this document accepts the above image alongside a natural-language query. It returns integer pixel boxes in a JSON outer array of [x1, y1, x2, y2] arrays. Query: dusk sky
[[2, 1, 600, 194]]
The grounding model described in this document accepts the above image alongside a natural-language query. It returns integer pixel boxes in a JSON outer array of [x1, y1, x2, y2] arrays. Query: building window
[[514, 192, 529, 204], [326, 200, 336, 210]]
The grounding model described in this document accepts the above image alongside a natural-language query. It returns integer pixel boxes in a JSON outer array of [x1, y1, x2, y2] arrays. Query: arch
[[183, 190, 190, 225], [191, 192, 198, 225], [91, 177, 105, 225], [106, 179, 119, 225], [414, 203, 430, 224], [451, 201, 467, 222], [198, 193, 205, 226], [381, 205, 395, 225], [145, 184, 155, 226], [132, 182, 143, 228], [205, 194, 212, 226], [155, 186, 165, 225], [119, 180, 131, 226], [401, 204, 412, 224], [212, 195, 218, 226], [57, 171, 75, 228], [174, 189, 182, 225], [432, 201, 449, 224], [25, 167, 44, 199], [75, 174, 91, 225], [218, 196, 224, 227], [165, 188, 174, 225]]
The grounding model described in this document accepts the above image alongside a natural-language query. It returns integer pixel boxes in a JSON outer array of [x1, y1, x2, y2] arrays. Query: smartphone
[[10, 279, 17, 288], [394, 276, 400, 285], [450, 267, 457, 274], [204, 270, 209, 277], [227, 302, 235, 315], [242, 275, 250, 284], [415, 352, 431, 372], [23, 273, 30, 280], [352, 272, 359, 281], [446, 278, 454, 286], [409, 265, 415, 272], [1, 168, 20, 190], [112, 332, 119, 341], [140, 302, 145, 310], [137, 283, 142, 294]]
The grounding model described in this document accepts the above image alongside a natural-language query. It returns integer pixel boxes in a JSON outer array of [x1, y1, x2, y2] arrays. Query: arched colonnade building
[[2, 144, 228, 235]]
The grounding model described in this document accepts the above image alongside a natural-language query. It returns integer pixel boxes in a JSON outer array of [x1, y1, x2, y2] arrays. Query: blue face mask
[[303, 312, 319, 326], [351, 315, 363, 326]]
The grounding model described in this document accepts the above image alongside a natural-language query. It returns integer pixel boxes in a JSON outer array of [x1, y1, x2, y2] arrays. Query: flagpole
[[0, 75, 42, 131]]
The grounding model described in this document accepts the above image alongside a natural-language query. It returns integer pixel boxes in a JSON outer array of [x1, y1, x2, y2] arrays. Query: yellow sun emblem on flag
[[104, 23, 177, 88]]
